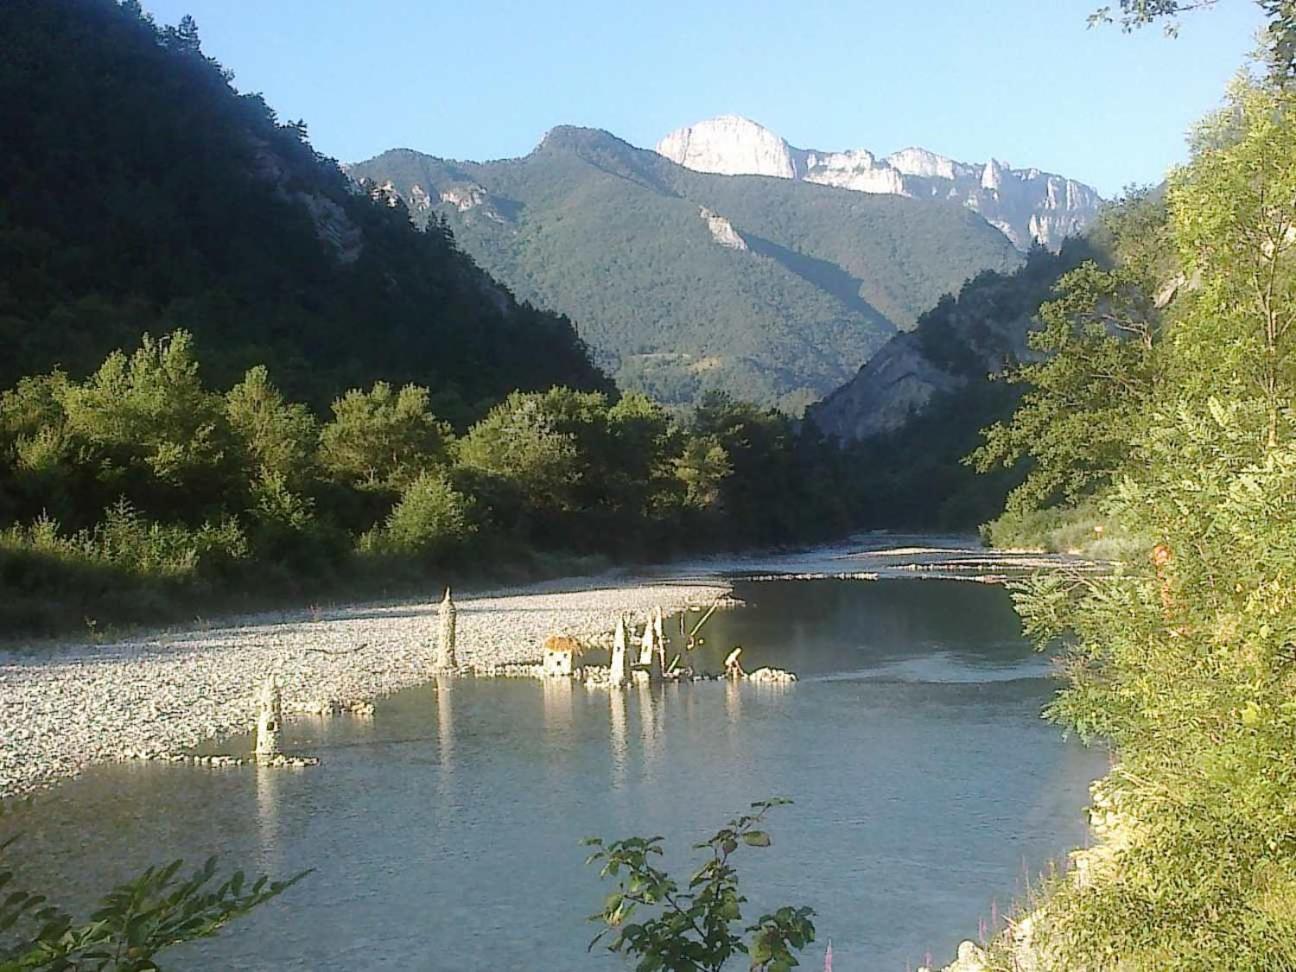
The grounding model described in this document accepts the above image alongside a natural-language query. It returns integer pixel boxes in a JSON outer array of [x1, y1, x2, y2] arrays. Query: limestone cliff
[[806, 247, 1077, 444], [657, 115, 1102, 251]]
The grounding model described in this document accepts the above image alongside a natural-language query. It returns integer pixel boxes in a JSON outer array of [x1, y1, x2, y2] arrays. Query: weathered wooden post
[[437, 587, 457, 670], [637, 617, 655, 669], [610, 617, 628, 687], [254, 675, 282, 763], [653, 605, 667, 673]]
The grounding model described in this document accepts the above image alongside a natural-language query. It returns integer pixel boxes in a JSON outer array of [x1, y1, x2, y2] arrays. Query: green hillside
[[352, 128, 1022, 412], [0, 0, 610, 423]]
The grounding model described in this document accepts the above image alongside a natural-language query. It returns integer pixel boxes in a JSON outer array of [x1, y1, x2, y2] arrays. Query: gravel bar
[[0, 577, 729, 797]]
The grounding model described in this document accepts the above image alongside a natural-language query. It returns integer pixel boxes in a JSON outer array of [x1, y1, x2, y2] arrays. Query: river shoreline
[[0, 576, 730, 798], [0, 537, 1095, 799]]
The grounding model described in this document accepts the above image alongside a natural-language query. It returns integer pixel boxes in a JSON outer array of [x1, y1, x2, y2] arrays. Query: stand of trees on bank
[[0, 330, 857, 635], [960, 11, 1296, 959]]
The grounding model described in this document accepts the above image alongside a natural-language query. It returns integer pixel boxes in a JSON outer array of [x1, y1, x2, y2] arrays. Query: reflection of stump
[[437, 587, 457, 670], [255, 676, 282, 762]]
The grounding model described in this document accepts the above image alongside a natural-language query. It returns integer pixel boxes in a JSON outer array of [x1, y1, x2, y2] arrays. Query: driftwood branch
[[304, 641, 370, 656]]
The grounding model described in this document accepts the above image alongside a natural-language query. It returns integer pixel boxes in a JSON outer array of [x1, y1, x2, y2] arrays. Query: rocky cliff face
[[807, 247, 1080, 443], [806, 329, 973, 443], [657, 115, 1102, 251]]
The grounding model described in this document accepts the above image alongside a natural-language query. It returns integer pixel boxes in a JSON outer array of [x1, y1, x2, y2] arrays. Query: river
[[3, 567, 1107, 970]]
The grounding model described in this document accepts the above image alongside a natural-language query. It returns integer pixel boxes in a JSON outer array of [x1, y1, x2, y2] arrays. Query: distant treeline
[[0, 330, 859, 635]]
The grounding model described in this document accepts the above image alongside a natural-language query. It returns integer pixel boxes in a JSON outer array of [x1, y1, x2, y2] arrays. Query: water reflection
[[543, 673, 573, 726], [725, 675, 742, 732], [636, 678, 659, 780], [435, 674, 454, 802], [609, 688, 628, 788], [254, 764, 280, 869]]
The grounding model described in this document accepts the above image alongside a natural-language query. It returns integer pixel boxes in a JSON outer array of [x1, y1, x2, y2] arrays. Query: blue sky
[[142, 0, 1265, 197]]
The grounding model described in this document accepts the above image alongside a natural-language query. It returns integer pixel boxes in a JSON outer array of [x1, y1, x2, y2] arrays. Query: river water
[[5, 577, 1108, 970]]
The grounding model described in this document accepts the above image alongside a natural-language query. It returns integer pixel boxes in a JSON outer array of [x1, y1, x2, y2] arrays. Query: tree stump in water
[[254, 676, 282, 763], [610, 617, 628, 687], [437, 587, 457, 670]]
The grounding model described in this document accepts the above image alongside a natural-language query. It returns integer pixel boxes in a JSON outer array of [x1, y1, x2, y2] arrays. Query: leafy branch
[[0, 800, 307, 971], [584, 799, 815, 972]]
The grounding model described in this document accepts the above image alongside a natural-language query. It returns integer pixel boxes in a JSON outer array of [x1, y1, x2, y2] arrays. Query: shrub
[[358, 471, 475, 560], [319, 382, 450, 490]]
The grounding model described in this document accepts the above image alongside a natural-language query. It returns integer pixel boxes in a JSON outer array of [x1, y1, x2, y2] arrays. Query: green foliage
[[455, 390, 583, 527], [1168, 77, 1296, 448], [979, 77, 1296, 970], [585, 800, 815, 972], [359, 471, 476, 560], [350, 131, 1022, 412], [319, 383, 450, 491], [0, 329, 861, 636], [0, 799, 305, 971], [0, 331, 238, 526], [4, 502, 247, 582], [968, 190, 1169, 515], [225, 366, 318, 487], [673, 435, 732, 512], [979, 498, 1143, 561], [0, 0, 609, 412]]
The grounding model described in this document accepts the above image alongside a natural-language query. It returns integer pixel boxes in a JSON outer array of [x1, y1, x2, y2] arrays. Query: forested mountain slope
[[808, 239, 1105, 527], [809, 189, 1175, 530], [351, 129, 1022, 412], [0, 0, 609, 421], [808, 242, 1098, 445]]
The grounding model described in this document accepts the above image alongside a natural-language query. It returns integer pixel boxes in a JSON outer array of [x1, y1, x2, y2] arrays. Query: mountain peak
[[884, 147, 964, 181], [654, 118, 1102, 250], [538, 124, 624, 151], [656, 115, 799, 179]]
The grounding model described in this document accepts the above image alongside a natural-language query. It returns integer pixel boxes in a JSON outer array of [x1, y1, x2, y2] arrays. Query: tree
[[585, 800, 816, 972], [63, 331, 230, 496], [319, 382, 450, 491], [454, 391, 581, 525], [1090, 1, 1296, 82], [604, 392, 678, 520], [978, 73, 1296, 971], [1166, 77, 1296, 451], [674, 435, 732, 513], [359, 470, 476, 560], [225, 366, 318, 487], [687, 394, 821, 545], [0, 331, 237, 525], [165, 13, 202, 54], [969, 191, 1168, 512]]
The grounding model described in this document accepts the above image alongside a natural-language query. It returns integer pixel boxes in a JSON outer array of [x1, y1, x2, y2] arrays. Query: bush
[[980, 499, 1140, 559], [358, 471, 475, 560], [319, 382, 450, 490]]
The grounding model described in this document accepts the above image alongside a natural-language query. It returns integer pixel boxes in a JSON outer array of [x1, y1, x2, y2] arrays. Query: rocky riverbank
[[0, 577, 729, 797]]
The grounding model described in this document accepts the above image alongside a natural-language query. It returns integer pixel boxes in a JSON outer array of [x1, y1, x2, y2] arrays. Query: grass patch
[[980, 500, 1143, 560]]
